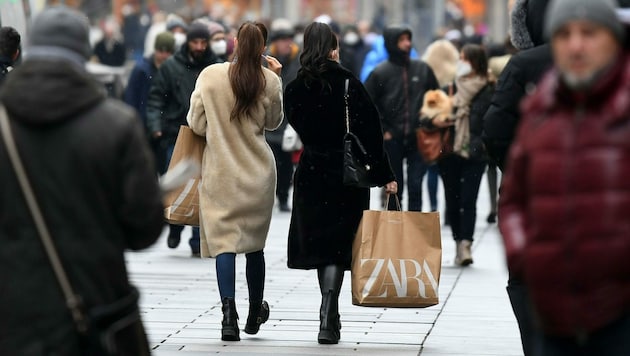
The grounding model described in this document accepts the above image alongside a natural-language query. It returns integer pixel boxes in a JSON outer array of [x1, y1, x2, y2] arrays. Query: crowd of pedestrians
[[1, 0, 629, 354]]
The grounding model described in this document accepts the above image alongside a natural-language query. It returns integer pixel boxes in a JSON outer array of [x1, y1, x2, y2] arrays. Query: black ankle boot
[[244, 300, 269, 335], [221, 297, 240, 341], [318, 291, 340, 344]]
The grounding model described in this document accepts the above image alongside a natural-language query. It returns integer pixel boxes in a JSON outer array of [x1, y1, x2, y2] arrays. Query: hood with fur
[[510, 0, 550, 50]]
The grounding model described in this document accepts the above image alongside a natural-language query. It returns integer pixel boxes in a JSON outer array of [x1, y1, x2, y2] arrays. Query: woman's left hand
[[384, 181, 398, 194], [264, 55, 283, 76]]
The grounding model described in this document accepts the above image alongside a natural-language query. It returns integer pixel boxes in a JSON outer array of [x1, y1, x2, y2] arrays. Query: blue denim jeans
[[165, 143, 200, 252]]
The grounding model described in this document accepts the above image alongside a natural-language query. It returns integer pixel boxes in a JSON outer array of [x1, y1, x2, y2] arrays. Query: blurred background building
[[2, 0, 509, 53]]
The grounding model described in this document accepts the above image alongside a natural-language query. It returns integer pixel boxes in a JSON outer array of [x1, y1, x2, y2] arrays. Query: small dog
[[419, 89, 453, 123]]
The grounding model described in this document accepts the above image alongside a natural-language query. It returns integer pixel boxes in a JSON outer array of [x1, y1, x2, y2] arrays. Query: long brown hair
[[229, 22, 267, 121]]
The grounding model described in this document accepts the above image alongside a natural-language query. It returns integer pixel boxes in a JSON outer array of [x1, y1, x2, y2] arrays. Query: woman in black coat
[[284, 22, 397, 345]]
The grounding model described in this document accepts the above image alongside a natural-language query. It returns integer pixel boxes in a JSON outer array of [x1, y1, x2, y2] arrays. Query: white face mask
[[174, 32, 186, 49], [456, 60, 473, 78], [211, 40, 227, 56], [343, 32, 360, 46]]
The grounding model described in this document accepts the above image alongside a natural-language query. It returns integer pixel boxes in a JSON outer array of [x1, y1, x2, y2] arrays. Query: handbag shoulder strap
[[0, 105, 88, 332], [344, 78, 350, 134]]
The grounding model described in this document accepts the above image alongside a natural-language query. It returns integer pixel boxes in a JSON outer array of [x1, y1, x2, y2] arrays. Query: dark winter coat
[[499, 54, 630, 336], [482, 45, 553, 170], [93, 38, 127, 67], [0, 59, 164, 354], [364, 26, 439, 141], [146, 44, 219, 144], [123, 55, 157, 130], [340, 39, 370, 78], [461, 83, 495, 161], [422, 82, 494, 161], [285, 62, 395, 270], [482, 0, 552, 171]]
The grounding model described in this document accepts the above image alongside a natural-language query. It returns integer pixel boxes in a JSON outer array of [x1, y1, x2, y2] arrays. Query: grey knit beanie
[[545, 0, 624, 42], [28, 6, 91, 65]]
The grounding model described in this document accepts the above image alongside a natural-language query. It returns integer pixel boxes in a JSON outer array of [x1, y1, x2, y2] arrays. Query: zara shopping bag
[[351, 199, 442, 307], [163, 125, 205, 226]]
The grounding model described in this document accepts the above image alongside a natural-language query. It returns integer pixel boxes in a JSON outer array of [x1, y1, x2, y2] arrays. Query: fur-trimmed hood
[[510, 0, 550, 50]]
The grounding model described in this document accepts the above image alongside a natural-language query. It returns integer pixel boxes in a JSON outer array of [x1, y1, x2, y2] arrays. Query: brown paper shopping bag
[[351, 202, 442, 307], [162, 126, 205, 226]]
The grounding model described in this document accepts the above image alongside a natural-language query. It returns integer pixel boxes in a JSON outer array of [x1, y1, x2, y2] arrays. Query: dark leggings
[[216, 250, 265, 301], [438, 154, 486, 241]]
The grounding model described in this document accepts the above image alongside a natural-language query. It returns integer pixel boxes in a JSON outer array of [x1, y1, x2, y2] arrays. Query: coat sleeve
[[146, 64, 170, 135], [117, 114, 164, 250], [264, 72, 284, 131], [364, 70, 391, 135], [122, 66, 143, 114], [187, 72, 207, 136], [351, 77, 395, 186], [497, 114, 531, 278], [481, 57, 526, 171]]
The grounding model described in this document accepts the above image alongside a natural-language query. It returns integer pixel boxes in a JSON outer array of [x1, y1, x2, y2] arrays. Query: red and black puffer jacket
[[499, 53, 630, 337]]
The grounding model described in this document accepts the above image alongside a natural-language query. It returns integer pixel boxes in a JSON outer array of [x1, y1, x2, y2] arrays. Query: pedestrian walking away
[[284, 21, 397, 345], [187, 21, 283, 342], [0, 6, 163, 354]]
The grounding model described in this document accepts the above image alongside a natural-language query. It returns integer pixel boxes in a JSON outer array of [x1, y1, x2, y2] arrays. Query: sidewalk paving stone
[[126, 177, 523, 355]]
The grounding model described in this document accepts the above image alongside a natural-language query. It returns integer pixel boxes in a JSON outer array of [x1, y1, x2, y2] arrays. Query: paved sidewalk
[[126, 175, 523, 355]]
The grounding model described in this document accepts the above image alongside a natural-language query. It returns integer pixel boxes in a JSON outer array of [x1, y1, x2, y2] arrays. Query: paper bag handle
[[384, 193, 402, 211]]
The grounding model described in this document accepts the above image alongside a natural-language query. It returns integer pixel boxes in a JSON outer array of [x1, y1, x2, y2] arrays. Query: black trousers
[[437, 154, 486, 241], [507, 276, 537, 356], [269, 141, 294, 204]]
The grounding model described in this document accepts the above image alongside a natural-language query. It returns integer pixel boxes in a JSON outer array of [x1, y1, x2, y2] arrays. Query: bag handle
[[384, 193, 402, 211], [0, 104, 89, 333], [344, 78, 350, 134]]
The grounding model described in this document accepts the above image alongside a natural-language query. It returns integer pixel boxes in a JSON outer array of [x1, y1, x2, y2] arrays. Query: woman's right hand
[[264, 55, 283, 76], [384, 181, 398, 194]]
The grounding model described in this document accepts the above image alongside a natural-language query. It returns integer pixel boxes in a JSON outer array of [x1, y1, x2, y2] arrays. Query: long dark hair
[[229, 22, 267, 121], [461, 44, 488, 78], [298, 22, 338, 90]]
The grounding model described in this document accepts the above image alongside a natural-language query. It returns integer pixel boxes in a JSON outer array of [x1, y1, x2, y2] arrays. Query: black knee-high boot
[[317, 264, 344, 344], [221, 297, 240, 341]]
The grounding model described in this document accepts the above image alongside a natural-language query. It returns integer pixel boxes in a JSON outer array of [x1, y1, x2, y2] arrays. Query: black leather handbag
[[342, 79, 379, 188]]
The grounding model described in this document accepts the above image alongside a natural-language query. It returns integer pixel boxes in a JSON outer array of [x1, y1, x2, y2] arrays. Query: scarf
[[452, 75, 487, 158]]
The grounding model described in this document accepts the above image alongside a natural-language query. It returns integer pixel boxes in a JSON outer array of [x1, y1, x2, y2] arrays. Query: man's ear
[[12, 49, 20, 62]]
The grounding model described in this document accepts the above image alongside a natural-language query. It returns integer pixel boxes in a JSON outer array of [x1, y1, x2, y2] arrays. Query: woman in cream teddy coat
[[187, 22, 283, 341]]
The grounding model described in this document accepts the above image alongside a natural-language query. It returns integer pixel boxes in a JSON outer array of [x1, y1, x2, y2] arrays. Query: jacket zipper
[[403, 67, 410, 136], [568, 104, 585, 340]]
